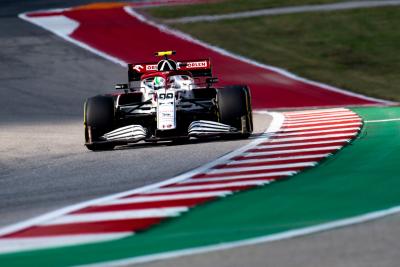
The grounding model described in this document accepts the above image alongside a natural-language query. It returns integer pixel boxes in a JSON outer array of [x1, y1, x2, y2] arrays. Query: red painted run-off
[[27, 5, 383, 109]]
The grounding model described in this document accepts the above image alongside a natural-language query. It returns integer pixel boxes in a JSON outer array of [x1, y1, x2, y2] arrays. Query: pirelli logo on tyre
[[186, 61, 208, 69]]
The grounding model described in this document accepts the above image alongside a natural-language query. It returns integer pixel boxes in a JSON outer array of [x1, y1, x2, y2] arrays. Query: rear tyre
[[217, 85, 253, 138], [84, 95, 116, 151]]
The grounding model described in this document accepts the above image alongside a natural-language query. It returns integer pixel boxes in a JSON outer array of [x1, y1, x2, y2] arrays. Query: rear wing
[[128, 59, 212, 82]]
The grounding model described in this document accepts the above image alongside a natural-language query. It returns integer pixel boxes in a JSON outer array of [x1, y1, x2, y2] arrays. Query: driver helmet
[[153, 76, 165, 90]]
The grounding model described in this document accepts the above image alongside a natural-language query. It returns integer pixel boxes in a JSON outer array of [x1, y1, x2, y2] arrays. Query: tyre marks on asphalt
[[0, 108, 362, 254]]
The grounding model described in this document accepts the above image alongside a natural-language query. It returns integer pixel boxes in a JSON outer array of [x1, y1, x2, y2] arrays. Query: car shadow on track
[[111, 132, 269, 152]]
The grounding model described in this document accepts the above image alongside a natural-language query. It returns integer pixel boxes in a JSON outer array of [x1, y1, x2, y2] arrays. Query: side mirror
[[115, 83, 128, 90]]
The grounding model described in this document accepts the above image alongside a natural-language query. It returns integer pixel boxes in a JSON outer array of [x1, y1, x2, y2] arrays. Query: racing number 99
[[158, 93, 174, 100]]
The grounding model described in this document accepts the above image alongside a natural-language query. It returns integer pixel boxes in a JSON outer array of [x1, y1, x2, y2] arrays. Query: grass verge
[[147, 0, 348, 19]]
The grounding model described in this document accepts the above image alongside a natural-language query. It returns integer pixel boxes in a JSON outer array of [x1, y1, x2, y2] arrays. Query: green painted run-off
[[2, 107, 400, 267]]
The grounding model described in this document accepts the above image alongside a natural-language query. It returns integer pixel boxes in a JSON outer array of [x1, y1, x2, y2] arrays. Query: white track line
[[275, 128, 360, 136], [0, 232, 132, 254], [96, 191, 232, 206], [181, 178, 275, 184], [147, 181, 271, 194], [208, 162, 316, 174], [19, 13, 126, 66], [244, 146, 341, 157], [284, 119, 360, 127], [26, 15, 79, 35], [284, 114, 358, 123], [285, 117, 359, 125], [282, 123, 361, 132], [284, 113, 355, 120], [285, 113, 355, 119], [229, 154, 330, 165], [365, 118, 400, 123], [285, 110, 351, 116], [271, 133, 356, 143], [283, 118, 360, 126], [81, 205, 400, 267], [180, 172, 292, 184], [41, 208, 188, 226], [164, 1, 400, 23], [286, 109, 352, 114], [255, 140, 349, 149], [284, 108, 347, 115], [284, 117, 358, 124], [284, 116, 358, 123], [187, 171, 298, 182], [284, 118, 360, 125]]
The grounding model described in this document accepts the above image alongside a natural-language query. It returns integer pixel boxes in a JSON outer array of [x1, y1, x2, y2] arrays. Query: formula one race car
[[84, 51, 253, 151]]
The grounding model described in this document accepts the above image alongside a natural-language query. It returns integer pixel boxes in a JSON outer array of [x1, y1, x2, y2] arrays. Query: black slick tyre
[[84, 95, 116, 151], [217, 85, 253, 138]]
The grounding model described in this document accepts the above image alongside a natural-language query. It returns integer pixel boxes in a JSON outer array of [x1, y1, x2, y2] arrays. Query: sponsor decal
[[186, 61, 207, 69], [157, 90, 176, 130], [146, 64, 157, 71], [133, 64, 144, 72]]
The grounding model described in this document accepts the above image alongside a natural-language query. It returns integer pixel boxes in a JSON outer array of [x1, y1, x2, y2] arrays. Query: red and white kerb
[[0, 108, 362, 254]]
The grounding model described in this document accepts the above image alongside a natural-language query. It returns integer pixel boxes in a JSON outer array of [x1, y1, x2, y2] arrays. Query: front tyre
[[84, 95, 116, 151], [217, 85, 253, 138]]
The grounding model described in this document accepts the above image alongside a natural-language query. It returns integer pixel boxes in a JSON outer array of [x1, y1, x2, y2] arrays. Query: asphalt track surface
[[1, 1, 398, 267], [0, 1, 268, 228], [136, 214, 400, 267]]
